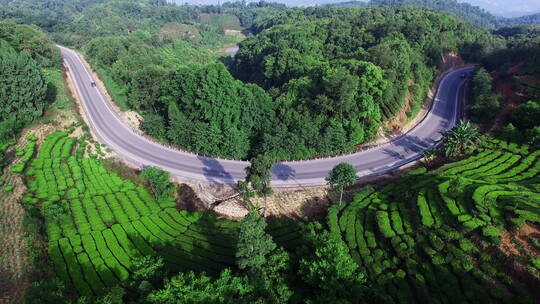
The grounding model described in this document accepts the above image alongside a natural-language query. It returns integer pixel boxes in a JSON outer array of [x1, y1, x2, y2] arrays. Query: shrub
[[482, 226, 501, 237], [417, 190, 434, 227], [459, 239, 476, 252], [376, 211, 396, 238]]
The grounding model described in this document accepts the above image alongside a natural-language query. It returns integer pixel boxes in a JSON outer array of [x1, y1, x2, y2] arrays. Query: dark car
[[91, 81, 97, 87], [460, 72, 468, 78]]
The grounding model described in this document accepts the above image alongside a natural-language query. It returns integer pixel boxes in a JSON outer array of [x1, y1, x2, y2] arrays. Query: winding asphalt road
[[60, 46, 473, 187]]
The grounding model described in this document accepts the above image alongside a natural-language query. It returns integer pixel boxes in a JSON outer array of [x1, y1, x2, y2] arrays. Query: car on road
[[460, 72, 468, 78], [91, 81, 96, 87]]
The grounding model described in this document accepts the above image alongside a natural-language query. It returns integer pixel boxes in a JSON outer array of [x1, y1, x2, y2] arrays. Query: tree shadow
[[172, 212, 238, 276], [46, 81, 58, 104], [272, 162, 296, 181], [297, 195, 332, 220], [197, 156, 235, 184], [394, 135, 434, 154], [382, 148, 405, 160], [266, 216, 306, 251], [176, 184, 207, 213]]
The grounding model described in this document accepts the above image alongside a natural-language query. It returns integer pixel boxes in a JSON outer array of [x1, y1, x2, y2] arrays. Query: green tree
[[299, 227, 366, 302], [125, 256, 165, 301], [0, 39, 48, 124], [139, 167, 173, 201], [95, 286, 126, 304], [24, 278, 68, 304], [422, 148, 438, 166], [244, 153, 276, 197], [236, 207, 277, 273], [510, 101, 540, 130], [129, 65, 167, 111], [442, 121, 481, 157], [147, 269, 258, 304], [468, 68, 502, 123], [326, 163, 357, 205], [252, 248, 293, 304]]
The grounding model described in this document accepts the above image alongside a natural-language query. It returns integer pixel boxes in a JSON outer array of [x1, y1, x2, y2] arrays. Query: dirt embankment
[[490, 61, 540, 130]]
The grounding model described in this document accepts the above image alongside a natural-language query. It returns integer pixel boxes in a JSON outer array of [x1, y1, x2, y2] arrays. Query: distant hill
[[328, 0, 540, 28], [500, 12, 540, 27], [461, 0, 540, 18]]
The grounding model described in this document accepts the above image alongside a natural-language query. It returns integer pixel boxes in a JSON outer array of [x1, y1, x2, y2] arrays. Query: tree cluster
[[231, 6, 502, 159], [0, 20, 58, 170], [468, 68, 502, 124]]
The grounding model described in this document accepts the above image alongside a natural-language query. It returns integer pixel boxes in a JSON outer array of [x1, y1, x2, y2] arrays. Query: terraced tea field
[[329, 140, 540, 303], [19, 131, 302, 296]]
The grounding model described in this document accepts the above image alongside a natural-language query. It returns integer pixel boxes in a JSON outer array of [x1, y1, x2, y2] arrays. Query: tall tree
[[0, 39, 48, 124], [326, 163, 357, 205], [244, 153, 276, 197], [299, 226, 367, 302], [236, 207, 276, 273]]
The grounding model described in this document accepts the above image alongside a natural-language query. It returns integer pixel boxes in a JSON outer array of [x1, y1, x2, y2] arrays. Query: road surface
[[60, 46, 473, 187]]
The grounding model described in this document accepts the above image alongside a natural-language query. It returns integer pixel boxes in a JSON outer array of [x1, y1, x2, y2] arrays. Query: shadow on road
[[382, 148, 405, 160], [272, 162, 296, 181], [197, 156, 235, 184], [393, 135, 433, 154]]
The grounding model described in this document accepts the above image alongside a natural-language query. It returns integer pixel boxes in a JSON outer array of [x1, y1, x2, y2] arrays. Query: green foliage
[[299, 228, 366, 302], [0, 19, 61, 67], [24, 278, 69, 304], [468, 68, 503, 124], [0, 39, 48, 125], [327, 163, 358, 205], [244, 153, 276, 196], [229, 6, 502, 159], [331, 0, 500, 28], [148, 269, 258, 304], [23, 131, 250, 297], [442, 122, 481, 157], [236, 208, 276, 272], [161, 64, 274, 159], [139, 167, 173, 202], [511, 101, 540, 131]]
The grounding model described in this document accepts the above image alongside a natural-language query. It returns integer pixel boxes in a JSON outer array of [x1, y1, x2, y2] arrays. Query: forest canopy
[[83, 6, 504, 160], [0, 1, 510, 161]]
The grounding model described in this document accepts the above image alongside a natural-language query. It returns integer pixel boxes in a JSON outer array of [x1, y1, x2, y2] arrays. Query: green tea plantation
[[19, 131, 302, 296], [329, 140, 540, 303]]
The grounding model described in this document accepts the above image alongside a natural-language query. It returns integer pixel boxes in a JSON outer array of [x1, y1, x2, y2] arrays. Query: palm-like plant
[[421, 148, 438, 166], [442, 121, 480, 157]]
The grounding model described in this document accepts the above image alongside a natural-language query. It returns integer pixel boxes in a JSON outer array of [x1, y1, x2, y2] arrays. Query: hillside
[[329, 0, 540, 28]]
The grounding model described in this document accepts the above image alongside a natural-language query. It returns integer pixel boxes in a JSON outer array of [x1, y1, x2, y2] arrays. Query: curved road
[[60, 46, 473, 187]]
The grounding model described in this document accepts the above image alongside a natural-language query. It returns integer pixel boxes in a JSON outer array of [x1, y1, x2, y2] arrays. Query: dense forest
[[226, 6, 502, 159], [330, 0, 540, 29], [81, 4, 503, 160]]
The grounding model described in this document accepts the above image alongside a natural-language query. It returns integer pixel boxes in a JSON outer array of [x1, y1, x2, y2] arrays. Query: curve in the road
[[60, 46, 473, 187]]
